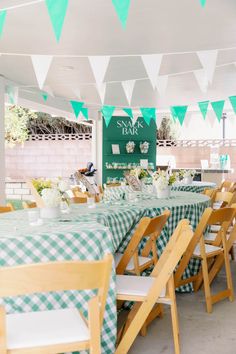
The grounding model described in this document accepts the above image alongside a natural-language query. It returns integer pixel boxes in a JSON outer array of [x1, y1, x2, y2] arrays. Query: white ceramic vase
[[156, 186, 171, 199], [40, 206, 61, 219], [183, 176, 193, 185]]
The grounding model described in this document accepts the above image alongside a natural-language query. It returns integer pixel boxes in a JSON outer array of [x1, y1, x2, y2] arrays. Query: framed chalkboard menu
[[102, 116, 156, 184]]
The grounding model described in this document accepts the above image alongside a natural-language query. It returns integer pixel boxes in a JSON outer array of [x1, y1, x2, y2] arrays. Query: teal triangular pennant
[[41, 92, 48, 102], [123, 108, 133, 118], [6, 86, 15, 104], [70, 100, 84, 119], [101, 105, 115, 127], [211, 100, 225, 122], [0, 10, 6, 37], [140, 108, 156, 126], [112, 0, 131, 29], [45, 0, 69, 42], [198, 101, 209, 120], [229, 96, 236, 114], [170, 106, 177, 121], [171, 106, 188, 125], [81, 107, 88, 120], [200, 0, 206, 7]]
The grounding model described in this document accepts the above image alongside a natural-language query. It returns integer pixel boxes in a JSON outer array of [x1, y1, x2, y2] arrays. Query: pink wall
[[6, 139, 92, 179], [157, 146, 236, 181]]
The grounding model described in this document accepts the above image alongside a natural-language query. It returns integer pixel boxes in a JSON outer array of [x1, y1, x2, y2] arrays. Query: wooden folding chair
[[219, 180, 235, 192], [115, 220, 193, 354], [0, 254, 112, 354], [0, 206, 13, 213], [115, 210, 171, 276], [213, 191, 235, 209], [22, 201, 37, 209], [202, 188, 217, 206], [175, 207, 236, 313], [71, 196, 88, 204]]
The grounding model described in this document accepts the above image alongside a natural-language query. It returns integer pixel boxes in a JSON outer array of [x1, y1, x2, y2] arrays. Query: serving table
[[0, 191, 210, 353]]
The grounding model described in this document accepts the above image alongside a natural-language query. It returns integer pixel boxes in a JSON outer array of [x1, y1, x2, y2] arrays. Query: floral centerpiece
[[180, 170, 196, 184], [129, 168, 149, 180], [126, 141, 135, 154], [32, 178, 69, 218], [152, 170, 176, 198], [140, 141, 149, 154]]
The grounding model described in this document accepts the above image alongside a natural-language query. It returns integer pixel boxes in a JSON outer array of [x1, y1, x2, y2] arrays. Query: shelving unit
[[102, 116, 156, 184]]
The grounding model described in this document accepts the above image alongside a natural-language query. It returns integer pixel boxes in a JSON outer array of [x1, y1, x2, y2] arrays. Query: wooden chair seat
[[116, 274, 167, 302], [115, 253, 152, 273], [193, 244, 223, 258], [6, 308, 89, 351]]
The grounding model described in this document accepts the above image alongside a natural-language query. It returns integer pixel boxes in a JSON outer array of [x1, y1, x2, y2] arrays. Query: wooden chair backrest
[[6, 203, 14, 211], [71, 196, 88, 204], [0, 254, 112, 325], [106, 183, 121, 188], [214, 191, 234, 207], [116, 220, 193, 354], [0, 205, 12, 213], [72, 187, 83, 197], [219, 180, 235, 192], [116, 211, 170, 275], [22, 201, 37, 209]]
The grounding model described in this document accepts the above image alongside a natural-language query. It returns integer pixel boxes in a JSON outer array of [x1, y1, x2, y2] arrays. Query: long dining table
[[0, 191, 210, 353]]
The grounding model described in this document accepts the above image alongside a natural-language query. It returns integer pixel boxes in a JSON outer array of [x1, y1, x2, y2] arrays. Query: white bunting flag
[[89, 56, 110, 85], [122, 80, 135, 105], [96, 83, 106, 104], [156, 75, 168, 97], [31, 55, 53, 89], [141, 54, 163, 89], [197, 50, 218, 84], [193, 69, 208, 93]]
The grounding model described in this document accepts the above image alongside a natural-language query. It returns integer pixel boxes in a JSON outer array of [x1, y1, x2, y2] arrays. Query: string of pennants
[[6, 82, 236, 127], [0, 0, 207, 39]]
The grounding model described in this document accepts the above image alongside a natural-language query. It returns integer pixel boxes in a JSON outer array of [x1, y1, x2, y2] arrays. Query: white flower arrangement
[[41, 188, 62, 208], [140, 141, 149, 154], [183, 169, 196, 178], [33, 178, 69, 208], [126, 141, 135, 153], [152, 171, 176, 190]]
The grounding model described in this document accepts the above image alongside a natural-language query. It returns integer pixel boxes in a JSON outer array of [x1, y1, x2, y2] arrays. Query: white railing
[[157, 139, 236, 147], [29, 133, 92, 141]]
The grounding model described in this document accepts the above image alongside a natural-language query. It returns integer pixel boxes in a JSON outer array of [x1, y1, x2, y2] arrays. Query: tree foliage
[[157, 115, 180, 140]]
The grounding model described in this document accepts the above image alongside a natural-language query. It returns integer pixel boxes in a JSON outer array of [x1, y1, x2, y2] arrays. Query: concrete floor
[[121, 261, 236, 354]]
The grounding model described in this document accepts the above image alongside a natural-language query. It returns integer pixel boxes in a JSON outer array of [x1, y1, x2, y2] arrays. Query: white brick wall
[[5, 138, 92, 179]]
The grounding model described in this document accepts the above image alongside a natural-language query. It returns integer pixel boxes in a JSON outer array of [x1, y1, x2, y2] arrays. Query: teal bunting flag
[[70, 100, 84, 119], [170, 106, 188, 125], [101, 105, 115, 127], [45, 0, 69, 42], [81, 107, 88, 120], [170, 106, 177, 121], [229, 96, 236, 114], [0, 10, 6, 37], [140, 108, 156, 126], [211, 100, 225, 122], [112, 0, 131, 29], [123, 108, 133, 118], [198, 101, 209, 120], [41, 92, 48, 102], [6, 86, 15, 104], [200, 0, 206, 7]]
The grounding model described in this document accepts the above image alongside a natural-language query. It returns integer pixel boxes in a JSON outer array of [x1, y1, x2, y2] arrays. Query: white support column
[[0, 76, 5, 204], [96, 112, 103, 185], [91, 120, 97, 168]]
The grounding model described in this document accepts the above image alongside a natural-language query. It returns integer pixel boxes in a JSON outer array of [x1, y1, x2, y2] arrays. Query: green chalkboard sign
[[102, 116, 156, 184]]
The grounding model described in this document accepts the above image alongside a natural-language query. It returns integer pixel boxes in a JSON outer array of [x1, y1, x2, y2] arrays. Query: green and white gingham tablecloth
[[172, 181, 216, 194], [0, 191, 210, 353]]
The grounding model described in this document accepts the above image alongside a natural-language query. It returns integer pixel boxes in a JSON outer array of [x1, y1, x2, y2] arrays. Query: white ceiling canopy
[[1, 0, 236, 115]]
